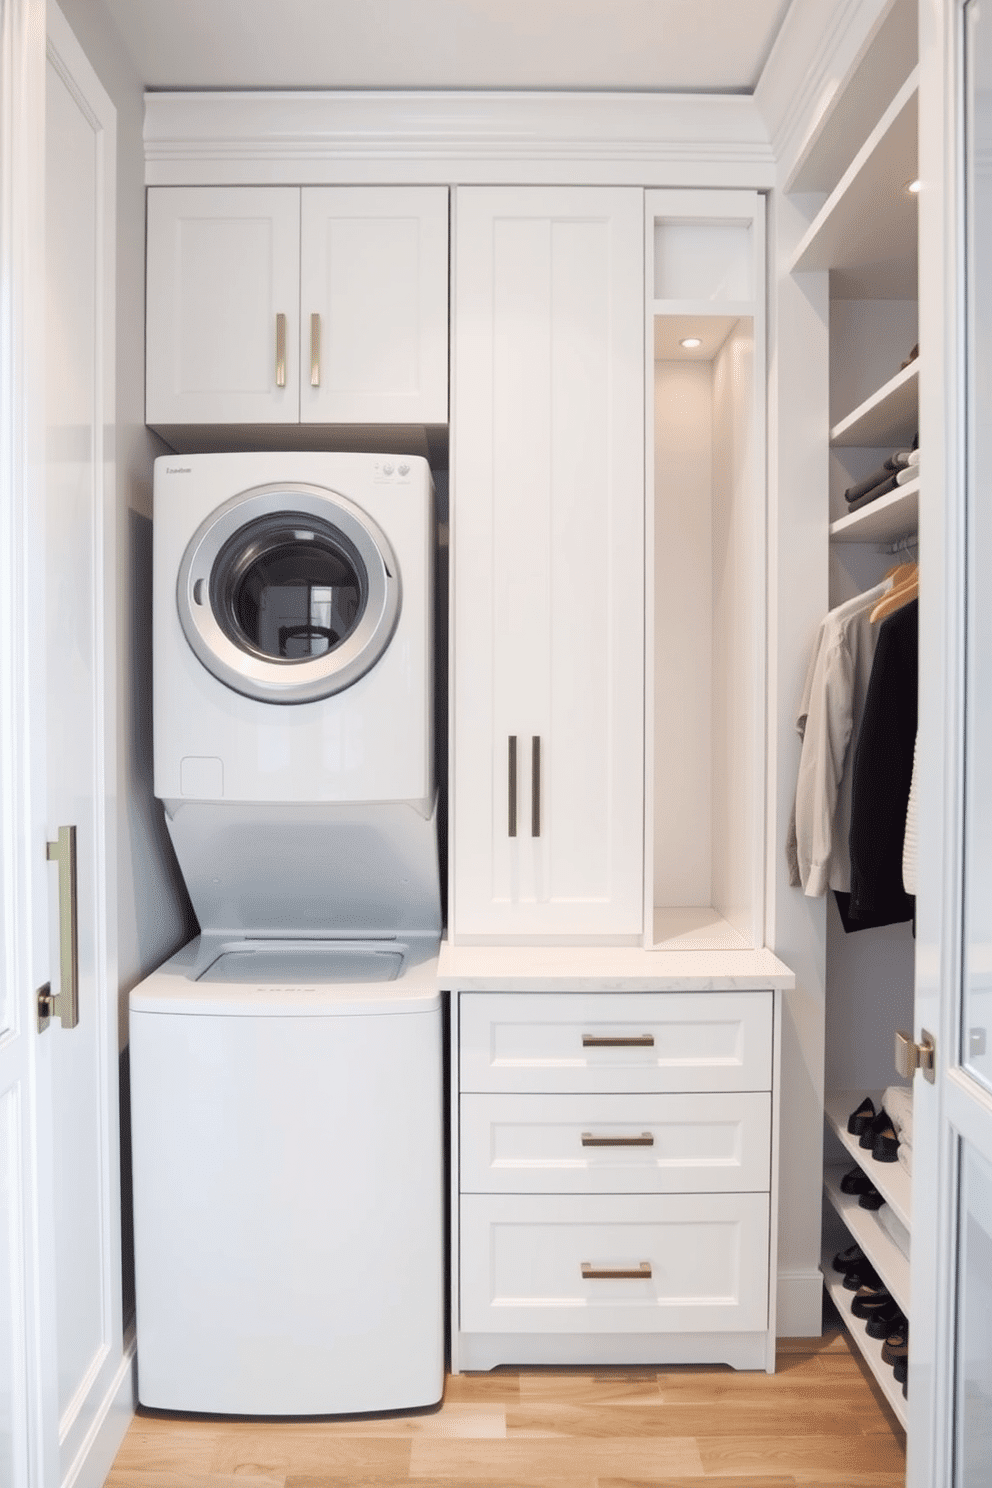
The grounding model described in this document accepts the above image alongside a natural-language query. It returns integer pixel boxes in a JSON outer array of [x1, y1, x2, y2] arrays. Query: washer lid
[[177, 482, 401, 705], [198, 942, 403, 984]]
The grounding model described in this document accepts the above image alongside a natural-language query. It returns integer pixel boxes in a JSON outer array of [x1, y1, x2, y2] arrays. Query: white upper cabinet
[[145, 185, 448, 427], [300, 187, 448, 424], [450, 186, 644, 943]]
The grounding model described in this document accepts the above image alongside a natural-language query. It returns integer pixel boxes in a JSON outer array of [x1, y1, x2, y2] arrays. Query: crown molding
[[754, 0, 892, 184], [144, 89, 775, 188]]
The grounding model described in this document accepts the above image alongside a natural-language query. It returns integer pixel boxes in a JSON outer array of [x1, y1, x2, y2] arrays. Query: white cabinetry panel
[[300, 187, 448, 423], [451, 186, 644, 942], [460, 1192, 770, 1334], [459, 990, 773, 1093], [460, 1090, 772, 1194], [146, 185, 448, 428], [146, 186, 300, 425]]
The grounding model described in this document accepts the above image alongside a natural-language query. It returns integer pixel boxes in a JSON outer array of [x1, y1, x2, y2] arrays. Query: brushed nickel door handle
[[581, 1033, 655, 1048], [46, 825, 79, 1029], [581, 1262, 652, 1280], [310, 312, 320, 387], [581, 1131, 655, 1147], [275, 312, 287, 387], [508, 735, 518, 837]]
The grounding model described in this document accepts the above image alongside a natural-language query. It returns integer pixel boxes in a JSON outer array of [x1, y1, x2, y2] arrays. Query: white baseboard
[[64, 1331, 136, 1488], [776, 1267, 827, 1337]]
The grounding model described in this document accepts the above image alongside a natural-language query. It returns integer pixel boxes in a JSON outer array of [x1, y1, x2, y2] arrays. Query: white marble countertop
[[436, 941, 795, 991]]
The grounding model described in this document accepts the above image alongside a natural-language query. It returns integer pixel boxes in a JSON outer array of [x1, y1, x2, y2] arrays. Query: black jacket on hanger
[[845, 598, 918, 928]]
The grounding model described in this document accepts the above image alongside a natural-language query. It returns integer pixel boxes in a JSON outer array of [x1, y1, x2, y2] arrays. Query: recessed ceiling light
[[680, 336, 702, 349], [906, 178, 921, 194]]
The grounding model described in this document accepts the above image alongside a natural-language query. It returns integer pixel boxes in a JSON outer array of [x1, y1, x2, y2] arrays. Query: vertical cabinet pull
[[531, 735, 541, 837], [46, 825, 79, 1030], [508, 736, 518, 837], [310, 313, 321, 387], [275, 312, 287, 387]]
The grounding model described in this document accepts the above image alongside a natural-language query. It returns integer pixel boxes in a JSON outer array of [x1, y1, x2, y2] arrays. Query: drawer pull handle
[[531, 734, 541, 836], [508, 735, 518, 837], [310, 312, 321, 386], [275, 312, 287, 387], [581, 1262, 653, 1281], [581, 1131, 654, 1147], [581, 1033, 655, 1048]]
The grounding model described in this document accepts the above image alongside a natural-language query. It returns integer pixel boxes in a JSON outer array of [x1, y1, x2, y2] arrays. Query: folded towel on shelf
[[846, 473, 900, 510], [845, 465, 894, 503], [877, 1202, 912, 1260], [885, 449, 915, 470], [898, 1143, 913, 1177], [896, 463, 919, 485]]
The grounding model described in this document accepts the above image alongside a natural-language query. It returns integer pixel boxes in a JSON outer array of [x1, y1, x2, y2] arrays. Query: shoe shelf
[[820, 1240, 909, 1432], [823, 1164, 910, 1314], [824, 1091, 912, 1228], [830, 359, 918, 449], [829, 480, 918, 545]]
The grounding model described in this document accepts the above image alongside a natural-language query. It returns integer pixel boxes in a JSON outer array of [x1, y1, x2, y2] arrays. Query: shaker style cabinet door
[[300, 186, 449, 424], [146, 186, 301, 425], [450, 186, 644, 940]]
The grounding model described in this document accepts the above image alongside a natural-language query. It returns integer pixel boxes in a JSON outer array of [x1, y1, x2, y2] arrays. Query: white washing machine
[[130, 934, 443, 1415], [152, 449, 439, 933], [131, 451, 444, 1415]]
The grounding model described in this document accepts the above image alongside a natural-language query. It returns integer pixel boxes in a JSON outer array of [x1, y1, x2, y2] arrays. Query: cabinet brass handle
[[531, 735, 541, 836], [46, 825, 79, 1029], [582, 1033, 655, 1048], [581, 1131, 655, 1147], [310, 312, 320, 386], [581, 1262, 652, 1280], [508, 735, 518, 837], [275, 312, 287, 387]]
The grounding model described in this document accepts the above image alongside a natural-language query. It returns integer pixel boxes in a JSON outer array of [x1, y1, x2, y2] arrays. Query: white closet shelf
[[830, 481, 918, 544], [820, 1242, 908, 1431], [650, 906, 751, 952], [650, 298, 755, 319], [825, 1090, 912, 1229], [830, 360, 918, 448], [789, 69, 919, 298], [823, 1164, 910, 1314], [786, 0, 918, 195]]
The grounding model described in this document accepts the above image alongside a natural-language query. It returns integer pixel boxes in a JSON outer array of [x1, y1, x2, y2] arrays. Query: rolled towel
[[885, 449, 914, 470], [846, 473, 899, 510], [896, 463, 918, 485], [845, 465, 893, 503]]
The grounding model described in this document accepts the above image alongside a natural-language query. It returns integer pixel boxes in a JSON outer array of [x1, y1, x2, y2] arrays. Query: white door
[[299, 186, 449, 424], [451, 186, 644, 941], [145, 186, 301, 426], [911, 2, 992, 1482]]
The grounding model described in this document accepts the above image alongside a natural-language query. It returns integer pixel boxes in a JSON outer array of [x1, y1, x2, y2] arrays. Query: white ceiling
[[102, 0, 793, 93]]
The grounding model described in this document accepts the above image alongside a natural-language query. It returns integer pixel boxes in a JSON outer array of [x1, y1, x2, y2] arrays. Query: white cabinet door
[[300, 186, 448, 424], [451, 186, 644, 941], [145, 186, 301, 425]]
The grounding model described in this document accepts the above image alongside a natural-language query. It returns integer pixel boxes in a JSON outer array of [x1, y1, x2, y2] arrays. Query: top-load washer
[[152, 451, 439, 934]]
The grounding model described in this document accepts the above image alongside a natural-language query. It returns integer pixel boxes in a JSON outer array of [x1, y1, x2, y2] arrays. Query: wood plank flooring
[[105, 1328, 905, 1487]]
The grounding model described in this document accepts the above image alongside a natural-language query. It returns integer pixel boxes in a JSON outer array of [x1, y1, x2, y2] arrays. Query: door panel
[[451, 186, 644, 940], [300, 186, 448, 423]]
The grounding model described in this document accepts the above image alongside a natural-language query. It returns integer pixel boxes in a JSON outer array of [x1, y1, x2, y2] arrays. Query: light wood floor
[[105, 1327, 905, 1488]]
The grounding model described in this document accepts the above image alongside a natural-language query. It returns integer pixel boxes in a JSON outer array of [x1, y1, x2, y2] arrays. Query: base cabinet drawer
[[459, 1192, 770, 1335], [459, 991, 773, 1093], [460, 1091, 772, 1194]]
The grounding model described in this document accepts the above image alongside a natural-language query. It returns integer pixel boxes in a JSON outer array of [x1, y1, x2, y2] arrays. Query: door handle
[[275, 312, 287, 387], [508, 735, 518, 837], [46, 825, 79, 1029], [531, 735, 541, 836], [310, 313, 321, 387]]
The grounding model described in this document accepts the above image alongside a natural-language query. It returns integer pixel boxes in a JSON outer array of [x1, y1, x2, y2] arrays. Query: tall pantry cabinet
[[449, 187, 645, 942]]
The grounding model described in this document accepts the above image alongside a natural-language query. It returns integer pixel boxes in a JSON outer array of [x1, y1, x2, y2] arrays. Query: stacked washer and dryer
[[129, 451, 444, 1415]]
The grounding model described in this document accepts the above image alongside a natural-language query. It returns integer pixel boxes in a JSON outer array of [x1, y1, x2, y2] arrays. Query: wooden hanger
[[871, 561, 918, 623]]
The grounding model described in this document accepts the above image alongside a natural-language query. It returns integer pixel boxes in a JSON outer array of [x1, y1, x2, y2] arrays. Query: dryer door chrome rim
[[177, 483, 401, 704]]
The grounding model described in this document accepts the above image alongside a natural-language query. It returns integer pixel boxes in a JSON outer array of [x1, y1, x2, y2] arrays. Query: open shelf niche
[[645, 190, 766, 952]]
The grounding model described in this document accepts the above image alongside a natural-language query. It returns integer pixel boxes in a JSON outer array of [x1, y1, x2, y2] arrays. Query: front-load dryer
[[152, 451, 440, 934], [154, 451, 433, 812]]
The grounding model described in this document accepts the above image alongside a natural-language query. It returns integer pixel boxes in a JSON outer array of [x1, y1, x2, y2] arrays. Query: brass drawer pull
[[310, 312, 321, 386], [275, 312, 287, 387], [581, 1033, 655, 1048], [581, 1131, 654, 1147], [581, 1262, 652, 1280], [46, 825, 79, 1029]]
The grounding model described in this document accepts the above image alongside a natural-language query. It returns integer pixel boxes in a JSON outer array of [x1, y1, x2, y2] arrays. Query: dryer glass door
[[177, 483, 401, 704]]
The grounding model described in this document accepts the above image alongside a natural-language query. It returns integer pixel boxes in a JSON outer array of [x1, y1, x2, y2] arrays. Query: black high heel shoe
[[847, 1096, 876, 1137]]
